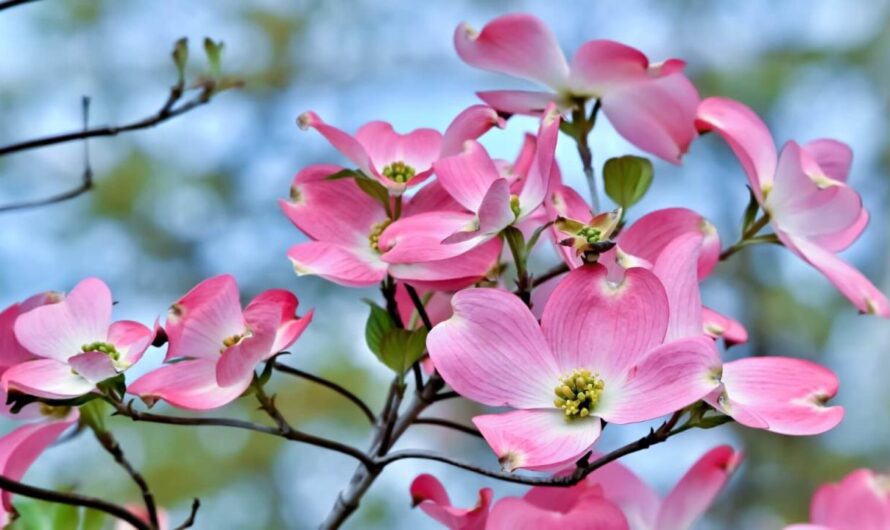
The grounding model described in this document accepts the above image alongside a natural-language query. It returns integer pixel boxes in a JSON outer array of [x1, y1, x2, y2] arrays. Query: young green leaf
[[603, 155, 654, 209], [365, 300, 395, 357], [171, 37, 189, 87], [203, 37, 224, 78], [379, 328, 428, 375]]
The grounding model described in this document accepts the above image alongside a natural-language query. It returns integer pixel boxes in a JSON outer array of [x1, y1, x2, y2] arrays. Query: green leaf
[[171, 37, 189, 86], [379, 328, 428, 375], [502, 226, 526, 263], [50, 504, 80, 530], [9, 500, 52, 530], [355, 178, 392, 216], [740, 185, 760, 236], [80, 509, 106, 530], [78, 399, 109, 435], [603, 155, 654, 209], [525, 221, 554, 253], [695, 414, 734, 429], [325, 168, 364, 180], [203, 37, 224, 78], [364, 301, 395, 357]]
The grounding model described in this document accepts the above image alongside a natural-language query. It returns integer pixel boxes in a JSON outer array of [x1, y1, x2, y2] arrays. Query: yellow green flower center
[[381, 161, 416, 183], [553, 368, 604, 419], [222, 334, 246, 349], [369, 220, 392, 253], [577, 226, 603, 244], [509, 194, 521, 218], [81, 341, 120, 361]]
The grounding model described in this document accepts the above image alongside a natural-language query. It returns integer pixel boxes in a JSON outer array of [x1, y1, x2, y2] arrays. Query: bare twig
[[532, 262, 569, 287], [172, 499, 201, 530], [412, 417, 482, 438], [0, 474, 150, 530], [272, 361, 375, 425], [0, 0, 40, 12], [91, 427, 160, 529]]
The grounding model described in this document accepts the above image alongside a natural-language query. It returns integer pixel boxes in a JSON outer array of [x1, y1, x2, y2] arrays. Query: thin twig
[[532, 262, 569, 287], [430, 391, 459, 403], [109, 398, 374, 468], [0, 0, 40, 12], [403, 284, 432, 331], [272, 362, 375, 424], [0, 474, 150, 530], [173, 499, 201, 530], [91, 428, 160, 529], [412, 417, 482, 438]]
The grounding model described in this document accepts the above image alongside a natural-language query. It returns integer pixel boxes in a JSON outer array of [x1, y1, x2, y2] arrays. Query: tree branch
[[0, 0, 40, 12], [272, 361, 375, 425], [0, 474, 150, 530], [91, 428, 160, 529], [412, 417, 482, 438], [172, 498, 201, 530]]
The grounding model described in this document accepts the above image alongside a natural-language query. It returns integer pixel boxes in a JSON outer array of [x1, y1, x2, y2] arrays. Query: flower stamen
[[553, 368, 604, 419], [382, 161, 416, 183]]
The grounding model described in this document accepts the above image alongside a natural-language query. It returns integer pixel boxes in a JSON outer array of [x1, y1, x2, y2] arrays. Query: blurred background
[[1, 0, 888, 528]]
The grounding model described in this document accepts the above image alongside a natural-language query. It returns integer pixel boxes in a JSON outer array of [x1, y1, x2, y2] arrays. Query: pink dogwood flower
[[427, 264, 720, 471], [1, 278, 153, 400], [379, 104, 559, 264], [281, 164, 502, 289], [455, 13, 700, 163], [128, 275, 312, 410], [411, 474, 493, 530], [297, 104, 503, 194], [697, 97, 889, 317], [786, 469, 890, 530], [0, 409, 79, 527]]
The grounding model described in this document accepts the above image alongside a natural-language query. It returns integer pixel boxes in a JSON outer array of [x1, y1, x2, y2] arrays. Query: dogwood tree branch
[[412, 417, 482, 438], [0, 0, 40, 12], [0, 474, 151, 530], [172, 498, 201, 530], [91, 428, 160, 529]]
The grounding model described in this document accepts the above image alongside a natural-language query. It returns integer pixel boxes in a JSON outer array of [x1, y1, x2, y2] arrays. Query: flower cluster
[[0, 11, 885, 530]]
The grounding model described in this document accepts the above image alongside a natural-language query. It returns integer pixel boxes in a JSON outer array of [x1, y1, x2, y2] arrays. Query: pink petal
[[657, 445, 743, 530], [652, 234, 705, 341], [355, 122, 442, 188], [801, 138, 852, 183], [68, 351, 118, 384], [14, 277, 112, 362], [107, 320, 154, 367], [696, 97, 777, 200], [618, 208, 720, 279], [0, 413, 78, 513], [586, 458, 660, 529], [702, 307, 749, 346], [287, 241, 387, 288], [473, 409, 602, 471], [389, 238, 502, 291], [165, 275, 245, 361], [475, 178, 514, 235], [810, 469, 890, 530], [808, 208, 869, 254], [441, 105, 505, 158], [403, 181, 465, 216], [279, 164, 388, 243], [454, 14, 570, 89], [782, 233, 889, 318], [516, 104, 560, 215], [541, 265, 669, 378], [244, 290, 312, 354], [297, 111, 373, 175], [379, 211, 485, 263], [410, 474, 491, 530], [427, 287, 559, 408], [599, 336, 720, 424], [2, 359, 94, 399], [127, 359, 248, 411], [488, 494, 629, 530], [0, 302, 37, 372], [216, 328, 276, 388], [713, 357, 844, 435], [434, 140, 503, 212], [476, 90, 558, 116]]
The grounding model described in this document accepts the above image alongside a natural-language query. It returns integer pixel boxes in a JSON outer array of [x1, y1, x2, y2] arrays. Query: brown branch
[[0, 0, 40, 12], [91, 428, 160, 529], [412, 417, 482, 438], [172, 498, 201, 530], [0, 474, 150, 530]]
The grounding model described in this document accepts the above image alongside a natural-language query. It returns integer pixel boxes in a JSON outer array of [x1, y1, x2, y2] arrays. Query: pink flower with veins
[[0, 409, 79, 527], [786, 468, 890, 530], [297, 104, 503, 194], [427, 264, 720, 471], [380, 103, 559, 264], [697, 97, 889, 317], [128, 275, 312, 411], [455, 13, 700, 163], [1, 278, 153, 400], [281, 164, 502, 290], [410, 447, 740, 530]]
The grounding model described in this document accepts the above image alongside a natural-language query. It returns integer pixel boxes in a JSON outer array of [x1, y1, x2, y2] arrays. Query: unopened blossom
[[455, 13, 699, 162], [428, 264, 720, 470], [1, 278, 153, 400], [380, 104, 559, 263], [697, 97, 889, 317], [128, 275, 312, 410], [786, 469, 890, 530]]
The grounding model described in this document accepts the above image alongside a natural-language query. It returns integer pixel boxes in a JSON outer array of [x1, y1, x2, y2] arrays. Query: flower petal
[[702, 307, 749, 346], [355, 122, 442, 187], [244, 290, 312, 355], [476, 178, 514, 235], [599, 336, 720, 424], [454, 14, 570, 89], [474, 410, 602, 472], [379, 211, 485, 263], [652, 233, 705, 341], [389, 238, 502, 291], [165, 275, 245, 361], [488, 493, 629, 530], [657, 445, 743, 530], [107, 320, 153, 367], [14, 277, 112, 362], [476, 90, 558, 116], [696, 97, 777, 200], [618, 208, 720, 279], [586, 458, 660, 530], [712, 357, 844, 435], [801, 138, 852, 183], [441, 105, 505, 158], [541, 265, 669, 378], [810, 469, 890, 529], [434, 140, 503, 213], [298, 111, 373, 175], [287, 241, 387, 288], [68, 351, 118, 384], [410, 474, 491, 530], [2, 359, 94, 399], [427, 287, 559, 408], [517, 104, 560, 215], [127, 359, 249, 411]]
